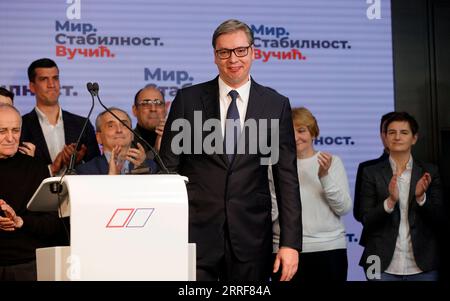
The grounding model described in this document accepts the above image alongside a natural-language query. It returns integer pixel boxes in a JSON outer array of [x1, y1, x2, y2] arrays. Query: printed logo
[[106, 208, 154, 228]]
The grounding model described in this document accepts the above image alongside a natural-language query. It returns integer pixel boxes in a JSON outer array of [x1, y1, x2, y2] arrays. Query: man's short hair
[[95, 107, 132, 132], [383, 111, 419, 135], [0, 87, 14, 103], [133, 85, 165, 106], [28, 58, 58, 82], [212, 19, 254, 49]]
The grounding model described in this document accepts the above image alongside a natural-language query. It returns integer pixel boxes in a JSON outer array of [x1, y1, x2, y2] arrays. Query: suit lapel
[[201, 79, 228, 168], [381, 159, 393, 187], [29, 109, 52, 164], [98, 155, 109, 174], [409, 160, 422, 204], [62, 111, 78, 144], [380, 159, 401, 225], [408, 160, 423, 227], [232, 79, 270, 168]]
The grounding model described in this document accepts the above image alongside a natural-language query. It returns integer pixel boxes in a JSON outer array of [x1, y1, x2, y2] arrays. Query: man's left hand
[[126, 143, 146, 168], [273, 247, 299, 281]]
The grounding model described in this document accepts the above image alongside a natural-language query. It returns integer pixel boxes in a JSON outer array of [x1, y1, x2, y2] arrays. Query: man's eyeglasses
[[136, 99, 165, 107], [215, 45, 252, 59]]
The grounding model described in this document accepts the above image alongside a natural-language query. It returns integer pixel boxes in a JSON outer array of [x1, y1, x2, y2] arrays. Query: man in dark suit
[[358, 112, 445, 281], [20, 58, 100, 175], [76, 107, 156, 175], [132, 86, 167, 153], [160, 19, 302, 281]]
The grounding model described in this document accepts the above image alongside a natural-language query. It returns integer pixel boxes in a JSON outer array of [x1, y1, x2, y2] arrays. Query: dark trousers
[[368, 270, 439, 281], [272, 248, 348, 282], [196, 233, 272, 281], [0, 260, 37, 281]]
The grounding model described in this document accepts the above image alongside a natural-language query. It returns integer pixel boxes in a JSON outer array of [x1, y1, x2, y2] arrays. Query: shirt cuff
[[384, 198, 394, 213], [417, 193, 427, 206]]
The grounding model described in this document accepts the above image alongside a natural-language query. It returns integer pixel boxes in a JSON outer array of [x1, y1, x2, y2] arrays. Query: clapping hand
[[318, 152, 332, 178], [415, 172, 431, 203]]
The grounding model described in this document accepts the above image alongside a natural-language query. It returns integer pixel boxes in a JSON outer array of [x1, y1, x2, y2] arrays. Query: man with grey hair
[[76, 107, 157, 175], [160, 19, 302, 281], [0, 88, 36, 157], [0, 104, 64, 281]]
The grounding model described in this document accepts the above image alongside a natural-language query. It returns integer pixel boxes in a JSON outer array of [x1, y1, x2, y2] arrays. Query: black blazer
[[354, 152, 389, 224], [21, 109, 100, 165], [160, 77, 302, 263], [358, 158, 445, 272]]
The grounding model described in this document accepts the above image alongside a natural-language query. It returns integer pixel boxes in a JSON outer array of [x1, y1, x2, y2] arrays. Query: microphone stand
[[47, 83, 96, 245], [63, 82, 97, 176]]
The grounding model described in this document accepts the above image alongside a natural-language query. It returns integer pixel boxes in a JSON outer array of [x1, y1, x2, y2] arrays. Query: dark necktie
[[224, 90, 240, 163]]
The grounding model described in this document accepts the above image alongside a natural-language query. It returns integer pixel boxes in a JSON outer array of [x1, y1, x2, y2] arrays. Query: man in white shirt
[[20, 58, 100, 175], [358, 112, 445, 281]]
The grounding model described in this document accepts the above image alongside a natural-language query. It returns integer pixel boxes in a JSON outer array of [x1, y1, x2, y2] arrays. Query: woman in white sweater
[[270, 107, 352, 282]]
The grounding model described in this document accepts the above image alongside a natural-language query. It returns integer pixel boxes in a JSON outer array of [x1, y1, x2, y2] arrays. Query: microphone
[[64, 82, 96, 175], [88, 82, 98, 96], [90, 82, 171, 174]]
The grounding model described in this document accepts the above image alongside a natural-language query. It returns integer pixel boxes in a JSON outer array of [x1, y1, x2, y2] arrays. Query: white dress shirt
[[35, 106, 65, 162], [384, 155, 426, 275], [218, 76, 251, 137]]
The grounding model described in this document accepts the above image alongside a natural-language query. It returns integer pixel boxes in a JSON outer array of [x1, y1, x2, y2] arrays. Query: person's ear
[[412, 133, 418, 145]]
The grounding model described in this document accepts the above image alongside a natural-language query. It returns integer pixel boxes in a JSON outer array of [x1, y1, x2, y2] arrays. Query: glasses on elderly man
[[136, 99, 165, 108], [215, 45, 252, 59]]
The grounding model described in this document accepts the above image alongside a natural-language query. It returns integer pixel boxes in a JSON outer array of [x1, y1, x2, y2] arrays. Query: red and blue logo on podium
[[106, 208, 154, 228]]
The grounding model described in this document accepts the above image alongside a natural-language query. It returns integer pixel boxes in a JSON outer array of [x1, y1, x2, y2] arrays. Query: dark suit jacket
[[354, 152, 389, 223], [358, 158, 445, 272], [133, 124, 157, 152], [354, 152, 389, 246], [75, 155, 109, 174], [75, 154, 158, 175], [21, 109, 100, 165], [159, 77, 302, 263]]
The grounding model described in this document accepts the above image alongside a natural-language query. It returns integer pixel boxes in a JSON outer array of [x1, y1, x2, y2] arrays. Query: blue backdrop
[[0, 0, 394, 280]]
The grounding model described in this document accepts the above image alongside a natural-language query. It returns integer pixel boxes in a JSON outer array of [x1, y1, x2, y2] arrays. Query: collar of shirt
[[35, 106, 63, 126], [104, 151, 130, 174], [389, 155, 413, 177], [218, 76, 251, 135], [35, 106, 65, 163]]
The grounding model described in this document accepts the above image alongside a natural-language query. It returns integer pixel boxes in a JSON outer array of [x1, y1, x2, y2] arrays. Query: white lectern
[[27, 174, 194, 281]]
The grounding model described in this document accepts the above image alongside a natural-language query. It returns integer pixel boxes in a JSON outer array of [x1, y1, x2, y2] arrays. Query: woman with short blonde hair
[[271, 107, 352, 282]]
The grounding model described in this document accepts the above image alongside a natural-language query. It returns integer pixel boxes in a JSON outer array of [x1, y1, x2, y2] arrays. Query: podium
[[27, 174, 194, 281]]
